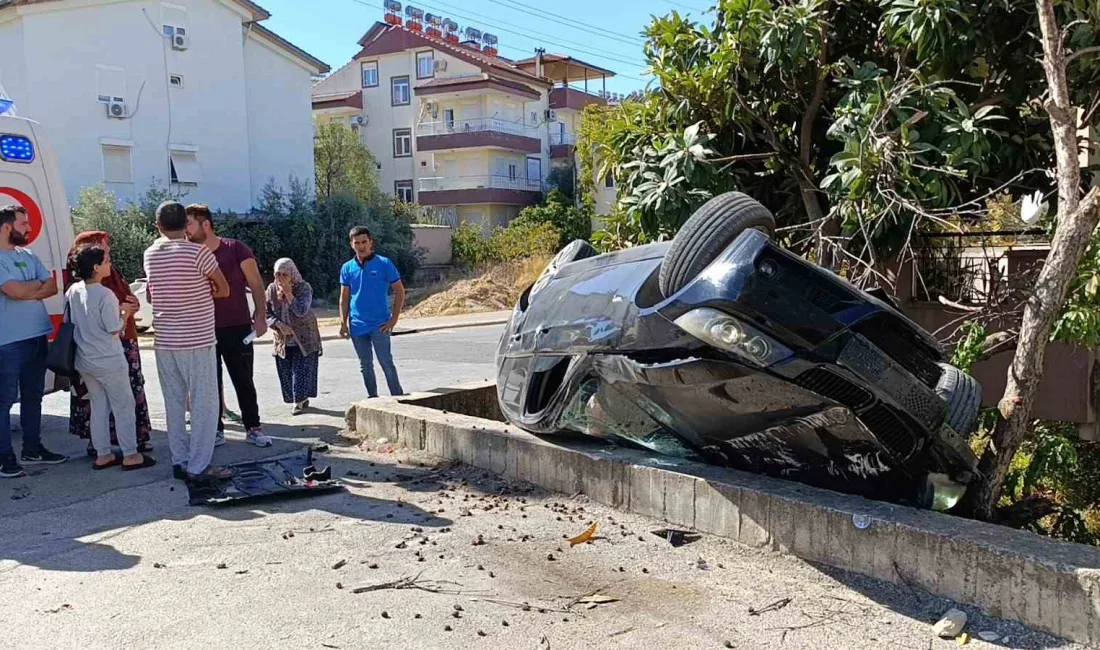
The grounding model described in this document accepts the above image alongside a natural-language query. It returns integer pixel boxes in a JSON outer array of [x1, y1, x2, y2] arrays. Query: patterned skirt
[[69, 338, 152, 445]]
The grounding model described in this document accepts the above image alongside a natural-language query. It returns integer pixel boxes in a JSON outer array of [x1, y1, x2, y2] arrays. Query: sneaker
[[214, 429, 227, 447], [291, 400, 309, 416], [0, 455, 26, 478], [245, 428, 272, 448], [224, 409, 242, 423], [21, 445, 67, 465]]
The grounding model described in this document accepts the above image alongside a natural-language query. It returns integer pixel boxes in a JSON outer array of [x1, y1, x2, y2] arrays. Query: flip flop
[[122, 454, 157, 472], [93, 457, 121, 470]]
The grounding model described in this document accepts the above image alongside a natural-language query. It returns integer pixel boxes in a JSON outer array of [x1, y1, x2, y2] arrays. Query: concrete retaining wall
[[349, 382, 1100, 645]]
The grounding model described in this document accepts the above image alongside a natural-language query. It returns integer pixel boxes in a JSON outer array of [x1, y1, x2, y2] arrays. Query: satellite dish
[[1020, 190, 1048, 224]]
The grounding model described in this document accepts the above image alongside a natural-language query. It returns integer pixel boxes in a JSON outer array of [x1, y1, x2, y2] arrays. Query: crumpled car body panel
[[496, 230, 979, 505]]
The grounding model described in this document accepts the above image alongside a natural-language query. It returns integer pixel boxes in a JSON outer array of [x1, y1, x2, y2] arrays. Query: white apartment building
[[313, 19, 616, 230], [0, 0, 328, 212]]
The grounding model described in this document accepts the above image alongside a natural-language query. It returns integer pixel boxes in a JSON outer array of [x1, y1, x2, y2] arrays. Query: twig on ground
[[350, 572, 469, 595], [748, 597, 792, 616]]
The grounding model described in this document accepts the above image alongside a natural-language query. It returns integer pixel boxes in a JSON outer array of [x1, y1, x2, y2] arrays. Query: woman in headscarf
[[266, 258, 322, 415], [66, 231, 153, 455]]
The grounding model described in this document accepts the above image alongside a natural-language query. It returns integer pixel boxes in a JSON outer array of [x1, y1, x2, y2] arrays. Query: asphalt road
[[0, 326, 1080, 649]]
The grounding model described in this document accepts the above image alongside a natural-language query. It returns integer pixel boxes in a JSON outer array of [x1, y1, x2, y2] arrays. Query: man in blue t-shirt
[[0, 205, 67, 478], [339, 226, 406, 397]]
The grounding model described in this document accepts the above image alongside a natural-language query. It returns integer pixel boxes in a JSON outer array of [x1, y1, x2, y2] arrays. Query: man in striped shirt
[[144, 201, 230, 481]]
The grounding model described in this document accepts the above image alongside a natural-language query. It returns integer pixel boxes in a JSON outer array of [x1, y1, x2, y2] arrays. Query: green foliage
[[70, 185, 157, 282], [581, 0, 1097, 264], [545, 165, 576, 202], [314, 121, 382, 204], [1054, 225, 1100, 347], [452, 222, 493, 267], [1002, 422, 1100, 546], [950, 320, 987, 374], [513, 189, 590, 248], [452, 220, 561, 267]]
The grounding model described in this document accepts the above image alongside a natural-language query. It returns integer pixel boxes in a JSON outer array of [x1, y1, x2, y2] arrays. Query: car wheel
[[935, 363, 982, 435], [530, 240, 599, 299], [659, 191, 776, 297]]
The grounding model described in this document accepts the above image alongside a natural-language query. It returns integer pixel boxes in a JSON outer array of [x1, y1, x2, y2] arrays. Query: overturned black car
[[496, 192, 982, 510]]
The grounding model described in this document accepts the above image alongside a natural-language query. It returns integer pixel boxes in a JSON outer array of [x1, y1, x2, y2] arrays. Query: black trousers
[[215, 324, 260, 432]]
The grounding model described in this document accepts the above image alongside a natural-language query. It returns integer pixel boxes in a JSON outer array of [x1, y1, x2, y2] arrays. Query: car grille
[[857, 404, 921, 461], [795, 367, 873, 410], [851, 314, 943, 387]]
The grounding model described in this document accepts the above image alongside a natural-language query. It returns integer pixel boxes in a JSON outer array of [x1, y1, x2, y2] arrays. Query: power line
[[485, 0, 643, 46], [419, 0, 647, 66], [346, 0, 652, 81], [666, 1, 710, 12]]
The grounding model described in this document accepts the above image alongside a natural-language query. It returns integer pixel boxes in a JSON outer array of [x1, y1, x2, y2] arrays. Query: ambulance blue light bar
[[0, 134, 34, 163]]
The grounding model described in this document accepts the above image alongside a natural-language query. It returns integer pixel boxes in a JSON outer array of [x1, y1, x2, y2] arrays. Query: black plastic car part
[[186, 449, 343, 506]]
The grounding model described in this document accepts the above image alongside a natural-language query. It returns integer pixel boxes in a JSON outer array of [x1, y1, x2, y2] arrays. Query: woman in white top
[[67, 246, 156, 471]]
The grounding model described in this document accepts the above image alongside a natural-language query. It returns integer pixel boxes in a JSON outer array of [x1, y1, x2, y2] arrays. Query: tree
[[314, 121, 381, 204], [964, 0, 1100, 519], [582, 0, 1096, 282], [513, 189, 590, 248]]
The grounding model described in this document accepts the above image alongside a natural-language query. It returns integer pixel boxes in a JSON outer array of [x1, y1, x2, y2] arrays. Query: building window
[[605, 174, 614, 188], [395, 180, 414, 203], [169, 74, 184, 89], [95, 64, 125, 104], [416, 51, 434, 79], [508, 164, 518, 181], [161, 2, 187, 36], [361, 61, 378, 88], [444, 109, 454, 130], [392, 128, 412, 157], [531, 111, 538, 125], [169, 149, 202, 185], [391, 76, 410, 106], [101, 145, 133, 184]]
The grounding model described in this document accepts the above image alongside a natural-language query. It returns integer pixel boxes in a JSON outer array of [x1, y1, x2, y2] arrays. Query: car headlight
[[673, 307, 792, 367]]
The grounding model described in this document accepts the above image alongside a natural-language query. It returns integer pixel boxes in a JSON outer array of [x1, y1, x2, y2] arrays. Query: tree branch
[[1065, 45, 1100, 66]]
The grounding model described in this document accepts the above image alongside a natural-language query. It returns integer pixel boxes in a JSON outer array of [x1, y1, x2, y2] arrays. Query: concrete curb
[[137, 314, 510, 346], [348, 382, 1100, 646]]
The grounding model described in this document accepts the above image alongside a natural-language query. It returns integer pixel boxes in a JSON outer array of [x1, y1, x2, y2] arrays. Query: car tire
[[553, 239, 599, 267], [659, 191, 776, 297], [935, 363, 982, 435]]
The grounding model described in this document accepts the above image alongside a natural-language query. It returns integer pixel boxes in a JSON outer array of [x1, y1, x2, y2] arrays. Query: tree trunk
[[963, 0, 1100, 519]]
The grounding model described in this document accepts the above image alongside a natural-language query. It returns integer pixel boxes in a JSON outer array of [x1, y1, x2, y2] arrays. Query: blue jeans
[[351, 331, 404, 397], [0, 336, 48, 458]]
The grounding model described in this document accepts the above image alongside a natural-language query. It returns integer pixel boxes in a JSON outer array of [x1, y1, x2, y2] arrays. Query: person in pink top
[[143, 201, 230, 482]]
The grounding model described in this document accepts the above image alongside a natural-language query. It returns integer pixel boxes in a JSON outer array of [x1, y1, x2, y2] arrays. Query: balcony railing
[[550, 132, 577, 146], [416, 116, 537, 138], [419, 175, 542, 193]]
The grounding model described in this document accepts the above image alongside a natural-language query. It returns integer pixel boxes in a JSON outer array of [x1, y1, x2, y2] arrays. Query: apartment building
[[0, 0, 328, 211], [313, 17, 615, 230]]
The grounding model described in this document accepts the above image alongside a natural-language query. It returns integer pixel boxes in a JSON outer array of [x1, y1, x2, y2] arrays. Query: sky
[[259, 0, 713, 95]]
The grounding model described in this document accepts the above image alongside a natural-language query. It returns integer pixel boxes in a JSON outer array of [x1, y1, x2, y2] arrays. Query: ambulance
[[0, 114, 75, 392]]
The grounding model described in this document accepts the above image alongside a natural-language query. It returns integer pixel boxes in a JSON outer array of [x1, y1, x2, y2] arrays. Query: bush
[[513, 189, 590, 249], [452, 219, 560, 267], [246, 180, 420, 298], [546, 165, 576, 201], [70, 185, 156, 282]]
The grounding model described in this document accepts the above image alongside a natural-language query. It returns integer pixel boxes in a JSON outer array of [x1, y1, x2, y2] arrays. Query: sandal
[[122, 454, 157, 471], [137, 441, 154, 453], [93, 456, 121, 470]]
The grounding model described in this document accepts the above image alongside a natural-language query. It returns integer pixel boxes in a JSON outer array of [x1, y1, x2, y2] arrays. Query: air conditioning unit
[[354, 115, 367, 126], [433, 60, 448, 72], [172, 34, 190, 51], [106, 102, 128, 119], [425, 102, 438, 118], [544, 109, 556, 121]]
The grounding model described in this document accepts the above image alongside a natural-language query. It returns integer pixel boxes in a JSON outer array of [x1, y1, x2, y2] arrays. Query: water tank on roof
[[383, 0, 401, 11], [482, 33, 498, 45], [464, 26, 482, 41]]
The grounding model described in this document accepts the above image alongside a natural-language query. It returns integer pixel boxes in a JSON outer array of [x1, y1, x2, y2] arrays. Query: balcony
[[417, 174, 542, 206], [416, 117, 542, 153], [549, 87, 607, 111], [549, 131, 578, 159]]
